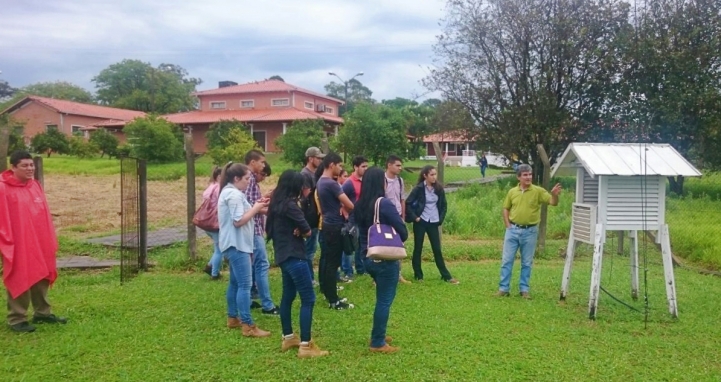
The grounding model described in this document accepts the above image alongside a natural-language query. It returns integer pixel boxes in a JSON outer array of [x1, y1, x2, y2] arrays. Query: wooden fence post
[[138, 159, 148, 269], [185, 133, 197, 260], [536, 144, 551, 252], [33, 156, 44, 188]]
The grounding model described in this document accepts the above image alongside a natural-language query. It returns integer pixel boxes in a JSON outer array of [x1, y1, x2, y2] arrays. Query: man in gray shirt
[[385, 155, 411, 284], [301, 147, 325, 285]]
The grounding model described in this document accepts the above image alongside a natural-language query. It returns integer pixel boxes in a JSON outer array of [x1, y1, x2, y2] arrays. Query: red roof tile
[[194, 79, 344, 104], [163, 107, 343, 125], [2, 95, 146, 121]]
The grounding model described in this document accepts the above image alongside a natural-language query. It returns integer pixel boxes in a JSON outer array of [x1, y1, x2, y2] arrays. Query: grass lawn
[[1, 255, 720, 381]]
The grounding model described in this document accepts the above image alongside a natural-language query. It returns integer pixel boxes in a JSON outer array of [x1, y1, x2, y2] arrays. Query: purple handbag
[[366, 198, 407, 261]]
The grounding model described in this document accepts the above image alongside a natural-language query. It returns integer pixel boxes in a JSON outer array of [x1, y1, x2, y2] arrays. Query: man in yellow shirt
[[497, 164, 562, 298]]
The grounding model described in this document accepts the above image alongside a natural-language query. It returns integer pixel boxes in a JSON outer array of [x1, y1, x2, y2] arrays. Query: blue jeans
[[224, 247, 253, 325], [279, 257, 316, 342], [253, 235, 275, 310], [481, 165, 487, 178], [365, 259, 399, 348], [304, 228, 319, 280], [499, 225, 539, 293], [354, 232, 366, 275], [205, 231, 222, 277], [340, 251, 354, 277]]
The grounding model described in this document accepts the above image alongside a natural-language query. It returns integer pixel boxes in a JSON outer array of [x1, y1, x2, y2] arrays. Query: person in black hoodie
[[405, 165, 459, 284], [266, 170, 329, 358]]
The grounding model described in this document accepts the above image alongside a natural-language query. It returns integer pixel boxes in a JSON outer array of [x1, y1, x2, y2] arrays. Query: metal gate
[[120, 157, 147, 283]]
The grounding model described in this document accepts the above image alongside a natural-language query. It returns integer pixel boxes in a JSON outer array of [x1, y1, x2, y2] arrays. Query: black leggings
[[412, 220, 452, 281], [318, 225, 343, 303]]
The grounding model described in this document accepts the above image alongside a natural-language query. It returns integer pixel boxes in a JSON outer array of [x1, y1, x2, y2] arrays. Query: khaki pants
[[6, 279, 52, 326]]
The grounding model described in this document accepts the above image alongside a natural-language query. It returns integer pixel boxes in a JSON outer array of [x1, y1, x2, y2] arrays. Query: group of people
[[1, 147, 562, 360], [198, 147, 462, 357]]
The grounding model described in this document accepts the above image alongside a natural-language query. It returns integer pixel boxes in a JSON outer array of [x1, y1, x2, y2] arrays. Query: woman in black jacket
[[405, 165, 459, 284], [266, 170, 329, 358]]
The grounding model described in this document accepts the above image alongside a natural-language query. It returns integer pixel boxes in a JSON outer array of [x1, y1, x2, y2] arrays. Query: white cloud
[[0, 0, 447, 100]]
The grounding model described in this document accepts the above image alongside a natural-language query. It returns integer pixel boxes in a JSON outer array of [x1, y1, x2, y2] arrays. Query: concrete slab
[[87, 226, 205, 248], [57, 256, 120, 269]]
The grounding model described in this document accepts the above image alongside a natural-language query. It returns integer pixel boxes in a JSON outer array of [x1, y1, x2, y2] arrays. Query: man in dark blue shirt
[[316, 153, 355, 310]]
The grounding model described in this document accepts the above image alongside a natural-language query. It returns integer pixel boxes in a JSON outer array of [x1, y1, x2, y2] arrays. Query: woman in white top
[[217, 162, 270, 337]]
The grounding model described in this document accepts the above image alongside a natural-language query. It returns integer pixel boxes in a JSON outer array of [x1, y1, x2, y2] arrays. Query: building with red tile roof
[[0, 95, 145, 144], [163, 79, 344, 153]]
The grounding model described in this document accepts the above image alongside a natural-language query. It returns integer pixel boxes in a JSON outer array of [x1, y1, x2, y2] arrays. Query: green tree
[[334, 103, 409, 165], [19, 81, 94, 103], [124, 115, 184, 162], [68, 136, 99, 158], [325, 78, 375, 115], [275, 119, 325, 167], [89, 128, 120, 158], [31, 128, 70, 157], [0, 80, 17, 100], [268, 75, 285, 82], [383, 98, 440, 159], [93, 60, 201, 114], [424, 0, 630, 183], [205, 119, 259, 165], [617, 0, 721, 194]]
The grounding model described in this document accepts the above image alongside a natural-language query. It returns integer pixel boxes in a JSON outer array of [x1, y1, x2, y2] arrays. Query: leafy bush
[[68, 136, 99, 158], [124, 115, 184, 162], [274, 119, 325, 167], [117, 144, 132, 157], [205, 119, 259, 165], [31, 129, 70, 157], [8, 126, 26, 153], [89, 128, 120, 158], [334, 103, 409, 165]]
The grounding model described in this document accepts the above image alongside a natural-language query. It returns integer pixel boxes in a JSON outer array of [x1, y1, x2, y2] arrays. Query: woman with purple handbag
[[355, 167, 409, 354]]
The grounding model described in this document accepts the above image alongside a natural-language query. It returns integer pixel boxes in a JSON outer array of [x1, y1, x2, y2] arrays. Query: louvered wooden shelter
[[551, 143, 701, 319]]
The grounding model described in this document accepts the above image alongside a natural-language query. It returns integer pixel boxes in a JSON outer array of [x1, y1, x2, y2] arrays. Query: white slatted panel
[[572, 203, 597, 244], [605, 176, 661, 230], [583, 171, 598, 204]]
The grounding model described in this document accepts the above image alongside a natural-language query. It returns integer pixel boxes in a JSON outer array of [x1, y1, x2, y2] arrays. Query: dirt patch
[[45, 174, 277, 239]]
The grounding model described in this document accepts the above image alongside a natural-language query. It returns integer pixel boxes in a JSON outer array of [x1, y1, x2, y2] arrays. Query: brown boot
[[398, 275, 411, 284], [281, 334, 301, 352], [227, 317, 241, 329], [369, 344, 400, 353], [298, 341, 330, 358], [241, 323, 271, 338], [368, 336, 393, 346]]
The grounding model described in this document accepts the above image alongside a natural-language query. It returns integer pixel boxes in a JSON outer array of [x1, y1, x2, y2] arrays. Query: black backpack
[[301, 188, 320, 229]]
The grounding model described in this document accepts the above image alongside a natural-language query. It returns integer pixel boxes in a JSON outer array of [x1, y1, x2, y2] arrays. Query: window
[[45, 124, 58, 132], [240, 100, 254, 108], [210, 101, 226, 109], [304, 101, 314, 110], [71, 125, 83, 135], [325, 107, 334, 114], [271, 98, 290, 107]]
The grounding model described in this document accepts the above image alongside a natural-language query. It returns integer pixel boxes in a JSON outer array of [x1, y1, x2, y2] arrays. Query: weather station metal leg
[[588, 224, 605, 320], [560, 232, 576, 301], [630, 230, 639, 301], [660, 225, 678, 318]]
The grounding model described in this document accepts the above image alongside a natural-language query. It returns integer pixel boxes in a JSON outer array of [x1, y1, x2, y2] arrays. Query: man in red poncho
[[1, 150, 67, 333]]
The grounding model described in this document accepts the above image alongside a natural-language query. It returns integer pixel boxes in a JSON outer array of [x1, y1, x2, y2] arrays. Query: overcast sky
[[0, 0, 446, 102]]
